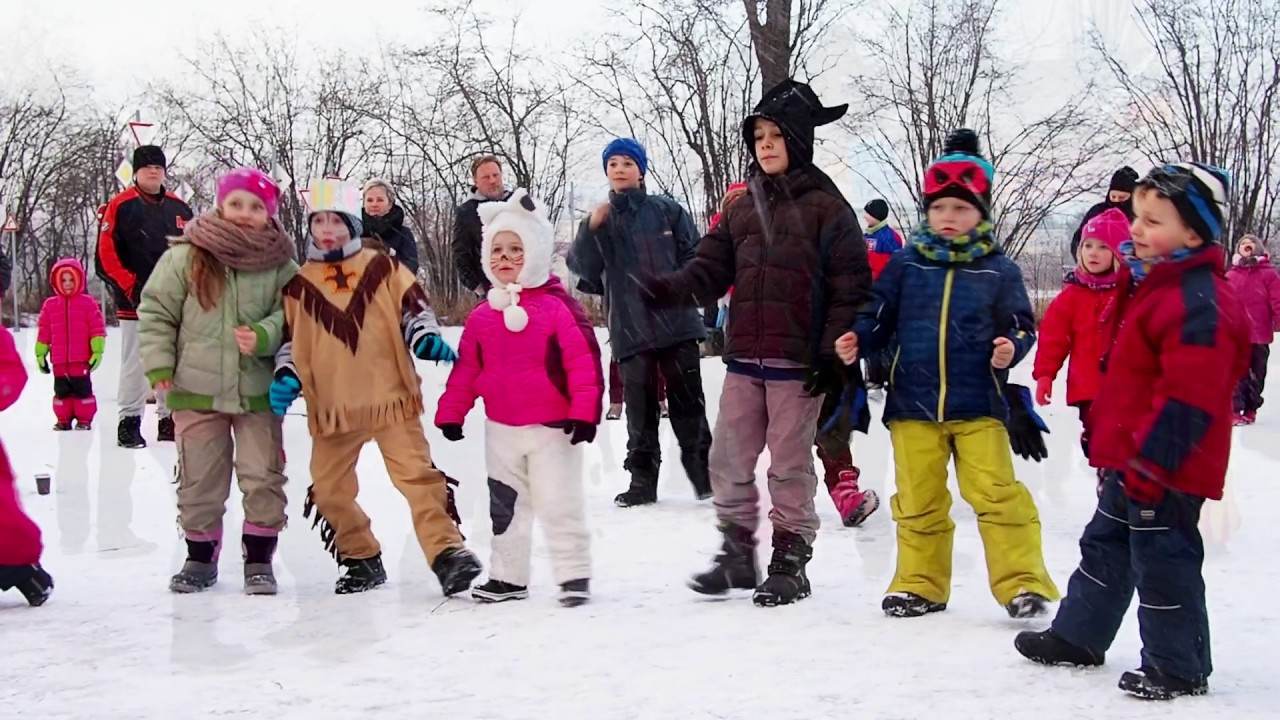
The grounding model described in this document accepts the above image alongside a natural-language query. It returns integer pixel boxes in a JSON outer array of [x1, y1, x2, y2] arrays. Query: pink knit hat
[[217, 167, 280, 217], [1080, 207, 1130, 255]]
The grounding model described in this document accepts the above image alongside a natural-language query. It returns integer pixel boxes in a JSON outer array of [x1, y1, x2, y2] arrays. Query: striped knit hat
[[1137, 163, 1231, 243]]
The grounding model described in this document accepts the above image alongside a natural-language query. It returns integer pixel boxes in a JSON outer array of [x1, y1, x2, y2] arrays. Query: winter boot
[[828, 468, 880, 528], [169, 561, 218, 593], [156, 415, 175, 442], [117, 416, 146, 449], [75, 421, 91, 431], [615, 459, 659, 507], [431, 547, 482, 596], [1233, 411, 1256, 426], [606, 403, 623, 421], [1119, 667, 1208, 700], [242, 534, 278, 596], [472, 579, 529, 603], [688, 522, 759, 596], [335, 555, 387, 594], [559, 578, 590, 607], [53, 422, 73, 431], [0, 564, 54, 606], [1006, 592, 1051, 618], [752, 531, 813, 607], [882, 592, 947, 618], [1014, 629, 1104, 667]]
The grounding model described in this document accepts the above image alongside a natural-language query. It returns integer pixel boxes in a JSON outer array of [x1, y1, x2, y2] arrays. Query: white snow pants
[[485, 421, 591, 586], [118, 320, 168, 420]]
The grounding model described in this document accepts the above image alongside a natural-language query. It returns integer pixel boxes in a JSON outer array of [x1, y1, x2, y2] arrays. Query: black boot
[[156, 416, 175, 442], [1014, 629, 1104, 667], [0, 564, 54, 606], [689, 523, 759, 595], [559, 578, 590, 607], [752, 531, 813, 606], [335, 555, 387, 594], [1006, 592, 1052, 618], [615, 459, 658, 507], [1119, 667, 1208, 700], [431, 547, 482, 596], [882, 592, 947, 618], [472, 579, 529, 603], [117, 416, 145, 449]]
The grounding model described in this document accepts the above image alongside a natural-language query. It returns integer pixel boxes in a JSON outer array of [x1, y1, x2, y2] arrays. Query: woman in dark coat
[[362, 179, 420, 275]]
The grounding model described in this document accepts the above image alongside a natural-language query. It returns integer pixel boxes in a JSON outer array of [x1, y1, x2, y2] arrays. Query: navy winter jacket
[[853, 245, 1035, 424]]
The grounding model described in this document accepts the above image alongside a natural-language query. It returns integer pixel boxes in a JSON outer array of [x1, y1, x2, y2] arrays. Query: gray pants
[[709, 371, 824, 542], [118, 320, 168, 420]]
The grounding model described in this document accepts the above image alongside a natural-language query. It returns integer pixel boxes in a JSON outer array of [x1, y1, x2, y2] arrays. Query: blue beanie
[[602, 138, 648, 177]]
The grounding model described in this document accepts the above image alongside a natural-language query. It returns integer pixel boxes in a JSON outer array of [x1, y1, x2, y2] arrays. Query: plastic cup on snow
[[35, 473, 51, 495]]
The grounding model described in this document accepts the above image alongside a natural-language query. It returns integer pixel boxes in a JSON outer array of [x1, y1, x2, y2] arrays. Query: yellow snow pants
[[887, 418, 1059, 606]]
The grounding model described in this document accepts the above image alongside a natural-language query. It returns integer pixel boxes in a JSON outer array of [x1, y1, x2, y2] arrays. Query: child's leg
[[886, 420, 956, 603], [483, 421, 536, 586], [231, 412, 288, 547], [72, 376, 96, 426], [950, 418, 1059, 605], [761, 378, 824, 542], [0, 445, 42, 566], [1050, 471, 1136, 655], [527, 425, 591, 585], [814, 389, 853, 492], [52, 376, 76, 426], [620, 351, 662, 484], [309, 429, 381, 561], [373, 417, 464, 565], [1131, 488, 1211, 682], [173, 411, 235, 559], [656, 341, 711, 493], [709, 372, 769, 532], [117, 320, 148, 421]]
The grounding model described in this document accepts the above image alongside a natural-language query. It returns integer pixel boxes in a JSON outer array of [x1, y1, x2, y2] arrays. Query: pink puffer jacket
[[37, 258, 106, 374], [1227, 255, 1280, 344], [436, 276, 604, 428]]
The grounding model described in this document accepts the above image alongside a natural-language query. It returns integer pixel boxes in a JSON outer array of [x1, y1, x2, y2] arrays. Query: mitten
[[1004, 382, 1049, 462], [269, 371, 302, 416]]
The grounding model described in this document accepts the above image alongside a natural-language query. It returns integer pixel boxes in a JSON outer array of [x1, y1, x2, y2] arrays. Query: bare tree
[[1090, 0, 1280, 246], [742, 0, 845, 91]]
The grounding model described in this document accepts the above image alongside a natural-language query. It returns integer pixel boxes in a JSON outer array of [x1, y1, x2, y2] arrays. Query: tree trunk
[[743, 0, 792, 92]]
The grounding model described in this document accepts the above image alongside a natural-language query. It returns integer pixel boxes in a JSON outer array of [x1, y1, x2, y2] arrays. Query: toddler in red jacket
[[1016, 163, 1250, 701], [36, 258, 106, 430], [1032, 208, 1127, 456]]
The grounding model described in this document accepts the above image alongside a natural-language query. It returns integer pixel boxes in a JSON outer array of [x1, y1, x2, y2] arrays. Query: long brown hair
[[189, 245, 226, 311]]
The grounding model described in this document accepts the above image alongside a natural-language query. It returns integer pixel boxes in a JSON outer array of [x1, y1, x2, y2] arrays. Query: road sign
[[128, 121, 157, 146], [2, 216, 17, 233], [115, 158, 133, 188]]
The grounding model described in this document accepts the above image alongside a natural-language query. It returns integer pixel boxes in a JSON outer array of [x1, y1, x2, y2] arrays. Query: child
[[36, 258, 106, 430], [1032, 208, 1128, 456], [836, 128, 1059, 619], [0, 325, 55, 606], [1015, 163, 1249, 700], [435, 189, 603, 607], [644, 79, 871, 606], [1227, 233, 1280, 425], [138, 167, 298, 594], [270, 178, 482, 596], [863, 198, 903, 280], [568, 138, 711, 507]]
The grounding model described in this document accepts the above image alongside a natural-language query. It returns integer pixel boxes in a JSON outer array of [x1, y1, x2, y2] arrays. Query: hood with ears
[[479, 188, 556, 332], [49, 258, 87, 297]]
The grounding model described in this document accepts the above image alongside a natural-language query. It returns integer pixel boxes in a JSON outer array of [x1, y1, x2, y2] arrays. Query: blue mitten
[[414, 334, 458, 364], [269, 372, 302, 416]]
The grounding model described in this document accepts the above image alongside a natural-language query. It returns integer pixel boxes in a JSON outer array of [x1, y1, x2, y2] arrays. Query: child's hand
[[991, 337, 1015, 369], [588, 203, 610, 230], [269, 371, 302, 416], [414, 334, 458, 364], [563, 421, 597, 445], [1034, 377, 1052, 406], [835, 332, 859, 365], [154, 379, 173, 391], [234, 326, 258, 355], [439, 424, 464, 442]]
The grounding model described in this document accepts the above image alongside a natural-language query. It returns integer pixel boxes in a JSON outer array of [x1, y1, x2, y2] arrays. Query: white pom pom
[[503, 304, 529, 332], [487, 287, 510, 310]]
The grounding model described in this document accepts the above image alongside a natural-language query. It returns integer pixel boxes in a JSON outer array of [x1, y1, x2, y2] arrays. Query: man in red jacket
[[1016, 163, 1250, 701], [94, 145, 192, 449]]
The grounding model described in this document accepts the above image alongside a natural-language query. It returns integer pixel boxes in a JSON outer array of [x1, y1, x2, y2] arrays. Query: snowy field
[[2, 327, 1276, 719]]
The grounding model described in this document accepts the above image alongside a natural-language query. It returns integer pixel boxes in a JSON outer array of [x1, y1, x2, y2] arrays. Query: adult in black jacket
[[93, 145, 193, 449], [453, 155, 510, 296], [568, 138, 711, 507], [361, 179, 420, 275], [1069, 166, 1138, 258], [0, 248, 10, 295]]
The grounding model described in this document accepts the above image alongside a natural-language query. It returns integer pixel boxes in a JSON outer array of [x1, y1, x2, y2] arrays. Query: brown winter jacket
[[659, 167, 871, 367]]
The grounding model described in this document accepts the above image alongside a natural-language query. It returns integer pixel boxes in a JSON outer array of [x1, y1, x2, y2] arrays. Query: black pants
[[1051, 471, 1210, 683], [54, 375, 94, 399], [1233, 343, 1270, 414], [620, 340, 710, 495]]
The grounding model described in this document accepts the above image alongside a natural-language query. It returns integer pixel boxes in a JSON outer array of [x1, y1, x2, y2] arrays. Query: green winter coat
[[138, 243, 298, 414]]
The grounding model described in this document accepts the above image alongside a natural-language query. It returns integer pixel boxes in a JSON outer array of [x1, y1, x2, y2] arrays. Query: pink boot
[[828, 468, 880, 528]]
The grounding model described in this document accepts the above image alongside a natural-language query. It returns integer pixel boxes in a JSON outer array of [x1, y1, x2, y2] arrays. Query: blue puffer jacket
[[853, 244, 1035, 424]]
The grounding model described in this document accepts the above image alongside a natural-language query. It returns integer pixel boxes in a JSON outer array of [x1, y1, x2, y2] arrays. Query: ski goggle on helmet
[[924, 159, 992, 199]]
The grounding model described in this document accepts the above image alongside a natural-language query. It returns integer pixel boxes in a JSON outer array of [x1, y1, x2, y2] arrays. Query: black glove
[[817, 361, 872, 436], [1004, 382, 1049, 462], [563, 421, 597, 445], [439, 424, 464, 442], [803, 358, 847, 398], [637, 273, 679, 308]]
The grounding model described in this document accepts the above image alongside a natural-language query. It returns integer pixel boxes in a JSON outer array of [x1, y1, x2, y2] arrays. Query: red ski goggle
[[924, 160, 991, 197]]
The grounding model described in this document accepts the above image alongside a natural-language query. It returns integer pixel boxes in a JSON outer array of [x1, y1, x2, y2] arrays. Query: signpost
[[3, 213, 18, 331]]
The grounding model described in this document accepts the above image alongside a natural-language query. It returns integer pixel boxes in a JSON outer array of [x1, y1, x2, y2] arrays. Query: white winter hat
[[480, 188, 555, 332]]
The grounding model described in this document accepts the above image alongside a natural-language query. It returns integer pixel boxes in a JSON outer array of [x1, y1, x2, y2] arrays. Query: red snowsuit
[[37, 258, 106, 426], [1033, 271, 1123, 407], [0, 325, 42, 565]]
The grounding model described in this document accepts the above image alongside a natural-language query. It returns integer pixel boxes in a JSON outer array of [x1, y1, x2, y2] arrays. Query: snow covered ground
[[2, 327, 1276, 719]]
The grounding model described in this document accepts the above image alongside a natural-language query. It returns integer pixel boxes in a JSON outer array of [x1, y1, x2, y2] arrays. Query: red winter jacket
[[1226, 255, 1280, 344], [1032, 272, 1123, 406], [1088, 246, 1251, 500], [37, 259, 106, 376], [94, 185, 193, 319], [0, 325, 41, 565]]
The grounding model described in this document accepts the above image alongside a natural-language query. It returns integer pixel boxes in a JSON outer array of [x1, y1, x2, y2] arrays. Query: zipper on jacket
[[937, 267, 955, 422], [890, 346, 901, 387]]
